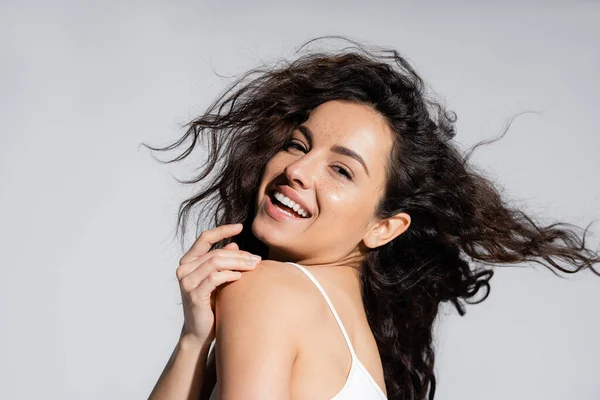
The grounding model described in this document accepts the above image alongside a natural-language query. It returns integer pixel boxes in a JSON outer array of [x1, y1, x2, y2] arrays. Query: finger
[[180, 223, 243, 265], [176, 248, 259, 280], [190, 270, 243, 304], [179, 255, 259, 291]]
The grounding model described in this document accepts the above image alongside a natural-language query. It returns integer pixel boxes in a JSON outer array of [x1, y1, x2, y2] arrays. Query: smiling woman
[[144, 36, 600, 400]]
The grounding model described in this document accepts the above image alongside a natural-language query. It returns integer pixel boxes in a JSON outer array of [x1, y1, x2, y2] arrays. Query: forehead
[[302, 100, 393, 165]]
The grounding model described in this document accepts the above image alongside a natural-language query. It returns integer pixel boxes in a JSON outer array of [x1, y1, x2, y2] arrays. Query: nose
[[283, 156, 317, 189]]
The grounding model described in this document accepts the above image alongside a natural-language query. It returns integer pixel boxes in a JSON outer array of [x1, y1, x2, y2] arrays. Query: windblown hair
[[142, 36, 600, 399]]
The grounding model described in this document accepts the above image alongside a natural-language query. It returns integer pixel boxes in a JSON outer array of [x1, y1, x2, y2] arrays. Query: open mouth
[[268, 190, 310, 219]]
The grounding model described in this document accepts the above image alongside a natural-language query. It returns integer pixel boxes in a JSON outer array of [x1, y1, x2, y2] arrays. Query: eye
[[283, 140, 352, 181], [282, 140, 306, 152], [333, 165, 352, 180]]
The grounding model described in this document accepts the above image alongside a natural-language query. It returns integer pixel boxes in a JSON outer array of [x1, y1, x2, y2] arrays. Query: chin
[[251, 214, 287, 246]]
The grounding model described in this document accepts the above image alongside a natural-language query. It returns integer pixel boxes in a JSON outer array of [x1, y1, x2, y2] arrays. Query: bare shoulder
[[213, 261, 324, 397], [217, 259, 317, 295], [215, 260, 321, 330]]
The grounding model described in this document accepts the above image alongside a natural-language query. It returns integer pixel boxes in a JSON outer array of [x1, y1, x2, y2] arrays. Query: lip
[[265, 191, 310, 222], [271, 185, 313, 217]]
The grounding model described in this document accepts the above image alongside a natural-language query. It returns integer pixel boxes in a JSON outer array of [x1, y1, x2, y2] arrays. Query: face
[[252, 100, 409, 266]]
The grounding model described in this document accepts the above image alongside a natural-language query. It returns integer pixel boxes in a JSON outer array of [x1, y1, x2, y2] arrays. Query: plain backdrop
[[1, 1, 599, 399]]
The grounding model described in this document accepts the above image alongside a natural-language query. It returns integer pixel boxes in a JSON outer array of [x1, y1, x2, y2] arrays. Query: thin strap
[[285, 261, 356, 357]]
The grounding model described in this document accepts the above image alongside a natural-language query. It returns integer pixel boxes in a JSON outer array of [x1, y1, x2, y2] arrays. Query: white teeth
[[273, 191, 309, 218]]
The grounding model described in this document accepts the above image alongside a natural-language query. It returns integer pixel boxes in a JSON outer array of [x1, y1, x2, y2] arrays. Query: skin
[[214, 100, 411, 399]]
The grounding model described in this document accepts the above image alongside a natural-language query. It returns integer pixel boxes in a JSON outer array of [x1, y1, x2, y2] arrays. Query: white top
[[207, 261, 387, 399]]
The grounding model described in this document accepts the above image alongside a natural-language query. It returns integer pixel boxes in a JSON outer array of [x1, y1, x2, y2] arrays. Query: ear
[[363, 212, 411, 249]]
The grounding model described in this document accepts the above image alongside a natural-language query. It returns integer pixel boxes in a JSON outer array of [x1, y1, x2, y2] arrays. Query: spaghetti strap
[[285, 261, 357, 357]]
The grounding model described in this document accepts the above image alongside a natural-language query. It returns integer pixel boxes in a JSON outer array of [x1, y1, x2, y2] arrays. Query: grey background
[[1, 1, 599, 399]]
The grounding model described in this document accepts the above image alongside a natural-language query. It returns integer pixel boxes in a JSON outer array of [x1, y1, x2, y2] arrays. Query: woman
[[146, 37, 599, 400]]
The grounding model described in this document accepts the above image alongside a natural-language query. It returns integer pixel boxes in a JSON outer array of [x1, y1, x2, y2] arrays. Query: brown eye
[[282, 140, 306, 152], [333, 165, 352, 180]]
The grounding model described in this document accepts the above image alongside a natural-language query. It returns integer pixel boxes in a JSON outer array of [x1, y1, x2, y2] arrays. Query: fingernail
[[251, 255, 261, 261]]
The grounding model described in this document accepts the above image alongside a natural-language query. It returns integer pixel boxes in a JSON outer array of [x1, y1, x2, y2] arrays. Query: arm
[[214, 261, 310, 400], [148, 330, 211, 400]]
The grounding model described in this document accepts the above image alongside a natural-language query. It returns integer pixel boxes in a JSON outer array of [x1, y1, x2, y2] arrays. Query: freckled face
[[252, 100, 394, 263]]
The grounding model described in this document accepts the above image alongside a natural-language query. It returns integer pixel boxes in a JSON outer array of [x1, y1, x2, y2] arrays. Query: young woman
[[146, 37, 599, 400]]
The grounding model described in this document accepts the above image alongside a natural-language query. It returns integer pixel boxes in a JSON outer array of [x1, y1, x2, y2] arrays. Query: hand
[[175, 223, 261, 347]]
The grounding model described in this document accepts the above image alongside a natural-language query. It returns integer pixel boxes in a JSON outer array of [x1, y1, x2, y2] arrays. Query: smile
[[265, 192, 310, 222]]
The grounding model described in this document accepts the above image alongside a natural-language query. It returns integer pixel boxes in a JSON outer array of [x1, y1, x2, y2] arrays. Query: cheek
[[262, 157, 285, 179], [256, 160, 284, 202], [259, 160, 279, 188], [322, 187, 366, 220]]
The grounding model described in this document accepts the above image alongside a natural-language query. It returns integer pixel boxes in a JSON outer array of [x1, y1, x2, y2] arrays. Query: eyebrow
[[297, 125, 370, 177]]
